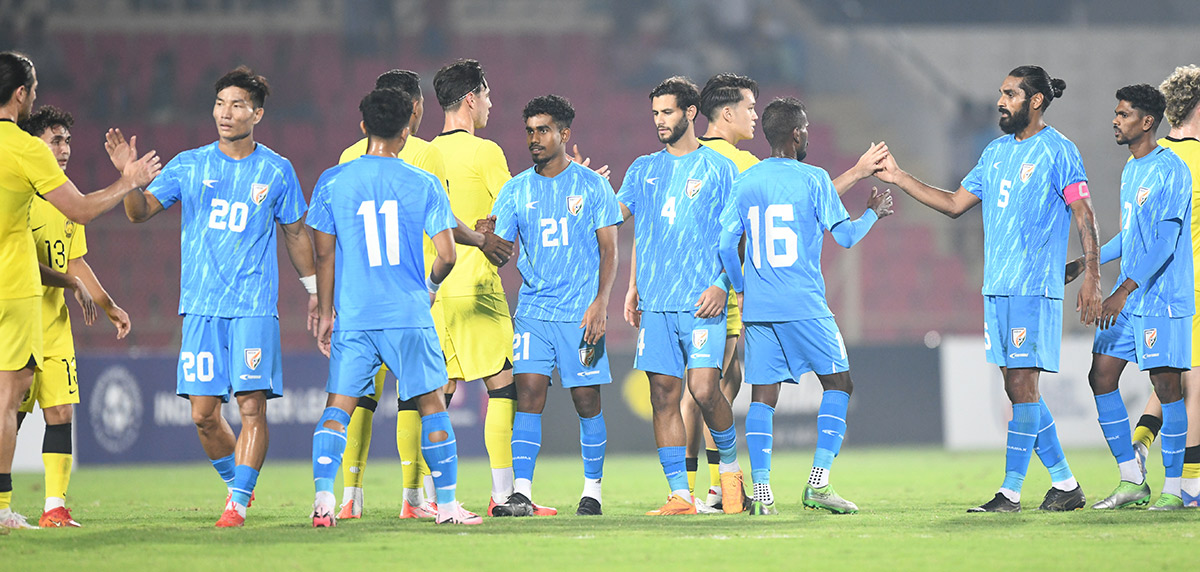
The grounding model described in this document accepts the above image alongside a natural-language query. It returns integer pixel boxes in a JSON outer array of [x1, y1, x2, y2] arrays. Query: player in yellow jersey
[[0, 52, 160, 531], [429, 59, 556, 515], [14, 106, 132, 528], [334, 70, 512, 520], [1123, 65, 1200, 506]]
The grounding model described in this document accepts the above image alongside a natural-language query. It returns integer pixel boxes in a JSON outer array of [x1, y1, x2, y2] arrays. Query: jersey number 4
[[746, 204, 798, 268]]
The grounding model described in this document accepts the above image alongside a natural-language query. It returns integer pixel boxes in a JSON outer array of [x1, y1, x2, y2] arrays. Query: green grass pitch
[[4, 448, 1197, 570]]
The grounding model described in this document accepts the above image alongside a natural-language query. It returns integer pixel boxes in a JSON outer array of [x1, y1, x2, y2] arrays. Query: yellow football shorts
[[433, 292, 514, 382], [0, 296, 42, 371], [725, 289, 742, 338], [1192, 308, 1200, 369], [20, 354, 77, 412]]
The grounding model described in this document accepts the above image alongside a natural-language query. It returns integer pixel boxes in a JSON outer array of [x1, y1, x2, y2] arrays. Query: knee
[[571, 390, 601, 418], [648, 383, 678, 411], [689, 383, 720, 410], [238, 399, 266, 423], [192, 408, 220, 431]]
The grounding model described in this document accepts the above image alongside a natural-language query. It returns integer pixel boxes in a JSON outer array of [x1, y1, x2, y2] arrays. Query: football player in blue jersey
[[616, 76, 747, 515], [121, 67, 318, 527], [488, 95, 621, 517], [1081, 84, 1193, 511], [306, 87, 480, 526], [719, 97, 893, 515], [875, 66, 1104, 512]]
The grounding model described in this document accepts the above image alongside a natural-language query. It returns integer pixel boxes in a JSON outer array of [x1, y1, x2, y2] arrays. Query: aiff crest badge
[[1136, 186, 1151, 207], [251, 183, 269, 206], [567, 194, 584, 216], [245, 348, 262, 370], [1011, 327, 1027, 348], [1020, 163, 1035, 183], [1144, 328, 1157, 349], [685, 178, 703, 198], [692, 329, 708, 350]]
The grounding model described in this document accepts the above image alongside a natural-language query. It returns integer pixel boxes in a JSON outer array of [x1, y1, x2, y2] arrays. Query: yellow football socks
[[484, 393, 515, 471], [1133, 425, 1157, 450], [342, 407, 373, 489], [396, 409, 425, 489], [706, 448, 721, 494], [42, 453, 72, 502]]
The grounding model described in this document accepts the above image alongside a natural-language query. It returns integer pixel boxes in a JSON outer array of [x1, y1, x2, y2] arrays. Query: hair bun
[[1049, 78, 1067, 98]]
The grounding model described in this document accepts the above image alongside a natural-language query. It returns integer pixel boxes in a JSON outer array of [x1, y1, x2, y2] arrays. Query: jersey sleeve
[[615, 158, 643, 215], [424, 179, 456, 239], [1051, 140, 1088, 198], [479, 141, 512, 199], [591, 176, 622, 231], [1154, 162, 1190, 223], [816, 172, 852, 231], [305, 174, 336, 235], [719, 179, 746, 236], [491, 179, 519, 242], [147, 155, 184, 210], [68, 224, 88, 260], [272, 161, 308, 225], [961, 145, 990, 199], [22, 139, 68, 196], [423, 144, 450, 191]]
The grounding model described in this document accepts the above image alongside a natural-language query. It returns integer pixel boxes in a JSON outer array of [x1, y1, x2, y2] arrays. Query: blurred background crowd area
[[2, 0, 1198, 353]]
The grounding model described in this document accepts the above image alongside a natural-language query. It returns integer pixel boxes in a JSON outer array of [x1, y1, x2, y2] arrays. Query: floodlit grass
[[4, 448, 1197, 570]]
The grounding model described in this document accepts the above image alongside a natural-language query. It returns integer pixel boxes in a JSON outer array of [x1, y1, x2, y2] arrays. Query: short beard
[[658, 116, 689, 145], [998, 99, 1031, 135], [532, 147, 560, 167]]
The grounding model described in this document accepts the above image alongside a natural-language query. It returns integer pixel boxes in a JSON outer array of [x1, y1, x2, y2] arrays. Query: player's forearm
[[832, 167, 868, 196], [1099, 233, 1122, 265], [50, 177, 143, 225], [594, 228, 619, 305], [626, 244, 638, 290], [1127, 219, 1182, 287], [892, 171, 964, 218], [313, 231, 337, 316], [1071, 199, 1102, 279], [718, 231, 745, 293], [830, 210, 879, 249], [123, 189, 159, 223], [452, 218, 485, 248], [39, 263, 75, 289], [68, 258, 117, 311], [283, 224, 318, 279]]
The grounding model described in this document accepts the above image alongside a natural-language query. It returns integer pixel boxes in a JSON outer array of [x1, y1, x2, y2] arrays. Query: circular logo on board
[[88, 365, 143, 454]]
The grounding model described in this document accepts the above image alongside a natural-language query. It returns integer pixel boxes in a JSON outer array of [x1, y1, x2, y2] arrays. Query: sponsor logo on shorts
[[1009, 353, 1029, 358], [1144, 328, 1157, 349], [692, 329, 709, 350], [239, 374, 262, 380], [88, 365, 144, 454], [1011, 327, 1027, 348], [685, 178, 703, 199], [690, 353, 711, 359], [245, 348, 262, 370], [1020, 163, 1035, 183], [1136, 186, 1151, 207], [567, 195, 584, 216], [251, 183, 269, 206]]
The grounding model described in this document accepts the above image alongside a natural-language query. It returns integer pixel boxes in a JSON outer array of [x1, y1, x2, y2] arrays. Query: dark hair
[[433, 59, 487, 110], [360, 88, 413, 139], [699, 73, 759, 121], [1116, 83, 1167, 127], [1008, 65, 1065, 110], [522, 94, 575, 130], [0, 51, 35, 105], [762, 97, 807, 148], [649, 76, 701, 112], [18, 105, 73, 137], [376, 69, 421, 98], [214, 65, 271, 108]]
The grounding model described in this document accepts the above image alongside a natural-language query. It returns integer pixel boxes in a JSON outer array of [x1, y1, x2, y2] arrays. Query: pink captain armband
[[1063, 181, 1090, 204]]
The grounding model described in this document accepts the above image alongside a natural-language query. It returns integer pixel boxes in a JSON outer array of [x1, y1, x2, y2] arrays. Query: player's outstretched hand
[[71, 276, 97, 326], [104, 128, 137, 173], [106, 304, 131, 339], [874, 149, 903, 185], [854, 142, 889, 179], [1097, 288, 1128, 330], [316, 313, 334, 358], [306, 294, 319, 336], [1064, 256, 1085, 285], [1077, 274, 1103, 326], [572, 144, 610, 180], [581, 298, 606, 344], [480, 231, 513, 266], [867, 187, 894, 218], [475, 215, 496, 234], [123, 149, 162, 189], [624, 285, 641, 327], [694, 285, 726, 319]]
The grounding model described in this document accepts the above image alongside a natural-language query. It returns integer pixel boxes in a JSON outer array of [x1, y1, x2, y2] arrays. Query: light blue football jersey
[[719, 158, 849, 322], [961, 126, 1087, 300], [1115, 146, 1194, 317], [492, 161, 622, 321], [148, 142, 307, 317], [306, 155, 456, 331], [616, 145, 736, 312]]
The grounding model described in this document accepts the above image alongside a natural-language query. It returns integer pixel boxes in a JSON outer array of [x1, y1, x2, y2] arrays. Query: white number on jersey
[[661, 196, 677, 225], [746, 204, 799, 269], [208, 199, 249, 232], [540, 217, 569, 247], [997, 180, 1012, 208], [358, 200, 402, 267], [1123, 201, 1132, 230], [181, 351, 214, 382], [512, 332, 531, 361]]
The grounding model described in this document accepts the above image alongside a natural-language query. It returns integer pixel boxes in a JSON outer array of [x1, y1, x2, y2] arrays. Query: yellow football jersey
[[338, 135, 449, 274], [699, 137, 760, 173], [30, 196, 87, 356], [430, 130, 511, 297], [1160, 136, 1200, 292], [0, 120, 68, 300]]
